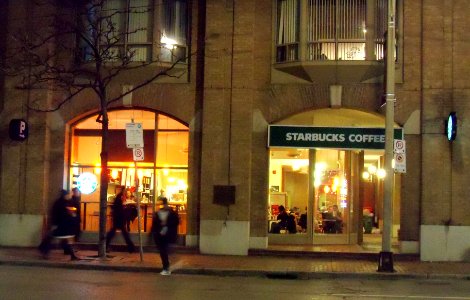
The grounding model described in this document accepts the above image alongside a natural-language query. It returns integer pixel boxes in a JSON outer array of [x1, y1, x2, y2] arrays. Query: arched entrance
[[267, 108, 402, 249], [67, 108, 189, 241]]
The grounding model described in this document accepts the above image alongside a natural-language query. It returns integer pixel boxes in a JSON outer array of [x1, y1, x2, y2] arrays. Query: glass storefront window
[[268, 148, 309, 234], [69, 109, 189, 234], [156, 131, 189, 166], [313, 150, 348, 236]]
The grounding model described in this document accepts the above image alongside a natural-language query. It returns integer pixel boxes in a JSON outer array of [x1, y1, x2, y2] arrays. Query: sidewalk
[[1, 246, 470, 280]]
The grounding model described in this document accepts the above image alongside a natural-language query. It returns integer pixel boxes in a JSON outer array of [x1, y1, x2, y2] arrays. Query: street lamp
[[378, 0, 396, 273]]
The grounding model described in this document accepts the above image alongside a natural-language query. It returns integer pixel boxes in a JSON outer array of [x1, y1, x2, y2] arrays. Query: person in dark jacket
[[152, 197, 179, 275], [38, 189, 79, 260], [70, 187, 82, 241], [105, 186, 135, 253], [270, 205, 289, 233]]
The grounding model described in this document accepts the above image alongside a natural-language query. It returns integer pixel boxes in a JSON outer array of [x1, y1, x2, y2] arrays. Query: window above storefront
[[79, 0, 188, 64], [274, 0, 400, 83]]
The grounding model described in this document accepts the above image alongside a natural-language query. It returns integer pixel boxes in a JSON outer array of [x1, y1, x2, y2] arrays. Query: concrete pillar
[[199, 0, 255, 255]]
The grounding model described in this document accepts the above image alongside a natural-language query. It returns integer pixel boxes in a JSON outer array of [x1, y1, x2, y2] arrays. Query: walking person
[[106, 186, 136, 253], [70, 187, 82, 241], [152, 197, 179, 275], [38, 189, 80, 260]]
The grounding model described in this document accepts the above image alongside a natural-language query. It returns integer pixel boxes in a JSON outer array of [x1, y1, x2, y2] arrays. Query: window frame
[[273, 0, 401, 64], [78, 0, 189, 64]]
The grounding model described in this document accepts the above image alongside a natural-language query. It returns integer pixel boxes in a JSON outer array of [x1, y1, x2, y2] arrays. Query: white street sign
[[126, 123, 144, 148], [394, 153, 406, 173], [394, 139, 406, 154], [133, 147, 144, 161]]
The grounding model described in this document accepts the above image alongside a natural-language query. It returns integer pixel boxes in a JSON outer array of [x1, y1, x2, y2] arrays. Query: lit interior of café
[[69, 109, 188, 235]]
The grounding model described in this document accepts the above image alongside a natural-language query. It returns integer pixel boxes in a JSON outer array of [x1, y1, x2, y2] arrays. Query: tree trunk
[[98, 100, 109, 258]]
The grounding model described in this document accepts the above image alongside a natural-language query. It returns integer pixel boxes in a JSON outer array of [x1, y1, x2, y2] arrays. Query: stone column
[[199, 0, 255, 255]]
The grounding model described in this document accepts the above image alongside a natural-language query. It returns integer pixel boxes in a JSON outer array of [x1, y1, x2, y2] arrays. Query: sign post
[[379, 0, 397, 273], [126, 121, 144, 262]]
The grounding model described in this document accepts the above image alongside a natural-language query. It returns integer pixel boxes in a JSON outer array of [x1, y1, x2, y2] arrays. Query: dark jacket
[[111, 192, 126, 227], [277, 211, 288, 228], [70, 195, 81, 236], [50, 196, 78, 237], [151, 207, 179, 244]]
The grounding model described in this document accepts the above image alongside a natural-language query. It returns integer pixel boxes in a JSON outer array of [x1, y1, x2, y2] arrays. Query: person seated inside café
[[298, 207, 307, 233], [270, 205, 297, 234], [332, 204, 343, 233], [322, 205, 343, 234]]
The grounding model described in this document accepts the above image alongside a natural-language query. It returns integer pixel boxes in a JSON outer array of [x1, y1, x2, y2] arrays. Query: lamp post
[[378, 0, 396, 272]]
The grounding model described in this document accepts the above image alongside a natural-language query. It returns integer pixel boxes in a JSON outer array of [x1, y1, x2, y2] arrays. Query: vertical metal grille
[[307, 0, 367, 61], [375, 0, 387, 60], [101, 0, 152, 62], [276, 0, 299, 62], [128, 0, 152, 61]]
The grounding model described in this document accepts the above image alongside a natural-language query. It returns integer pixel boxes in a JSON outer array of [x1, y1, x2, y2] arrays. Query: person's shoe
[[160, 270, 171, 276]]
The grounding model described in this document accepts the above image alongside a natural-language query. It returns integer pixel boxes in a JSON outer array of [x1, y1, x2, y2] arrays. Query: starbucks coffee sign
[[268, 125, 403, 150]]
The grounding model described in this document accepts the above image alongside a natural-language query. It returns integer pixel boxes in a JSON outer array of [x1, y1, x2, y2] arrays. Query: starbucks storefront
[[267, 109, 402, 246]]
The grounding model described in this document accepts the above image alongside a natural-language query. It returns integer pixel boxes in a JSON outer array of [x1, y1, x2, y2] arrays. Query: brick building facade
[[0, 0, 469, 261]]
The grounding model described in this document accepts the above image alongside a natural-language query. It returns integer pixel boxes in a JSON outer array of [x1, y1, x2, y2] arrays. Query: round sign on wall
[[446, 112, 457, 141], [77, 172, 98, 194]]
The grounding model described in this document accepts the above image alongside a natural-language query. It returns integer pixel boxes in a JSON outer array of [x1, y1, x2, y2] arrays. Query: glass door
[[312, 149, 350, 244]]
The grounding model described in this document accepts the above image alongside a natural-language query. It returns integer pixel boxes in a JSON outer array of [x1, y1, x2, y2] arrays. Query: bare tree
[[1, 0, 189, 258]]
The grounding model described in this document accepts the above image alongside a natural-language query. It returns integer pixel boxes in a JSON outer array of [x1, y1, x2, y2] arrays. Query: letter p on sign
[[9, 119, 28, 141]]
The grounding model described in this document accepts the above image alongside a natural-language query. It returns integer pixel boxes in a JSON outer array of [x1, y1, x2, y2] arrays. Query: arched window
[[69, 109, 188, 234]]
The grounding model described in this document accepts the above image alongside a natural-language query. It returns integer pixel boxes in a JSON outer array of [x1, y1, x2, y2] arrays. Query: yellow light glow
[[292, 162, 301, 171], [161, 35, 177, 49], [362, 171, 370, 180], [94, 163, 101, 174], [163, 169, 169, 176], [333, 177, 339, 187], [323, 186, 330, 194], [392, 159, 395, 168], [315, 162, 326, 170], [111, 169, 119, 179], [137, 170, 143, 180], [377, 168, 386, 179], [314, 179, 322, 188], [168, 177, 176, 183], [368, 165, 377, 175], [177, 180, 188, 190]]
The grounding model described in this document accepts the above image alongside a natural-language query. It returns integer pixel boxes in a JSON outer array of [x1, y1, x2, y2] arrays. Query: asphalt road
[[1, 266, 470, 300]]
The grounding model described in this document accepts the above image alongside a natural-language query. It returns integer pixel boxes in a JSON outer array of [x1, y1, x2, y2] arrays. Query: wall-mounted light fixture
[[362, 164, 386, 181]]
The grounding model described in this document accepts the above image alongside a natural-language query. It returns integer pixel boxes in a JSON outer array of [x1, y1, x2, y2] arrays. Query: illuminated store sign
[[77, 172, 98, 194], [446, 112, 457, 141], [268, 125, 403, 150]]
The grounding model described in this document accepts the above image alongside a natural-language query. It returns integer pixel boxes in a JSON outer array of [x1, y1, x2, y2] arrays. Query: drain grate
[[265, 272, 299, 280]]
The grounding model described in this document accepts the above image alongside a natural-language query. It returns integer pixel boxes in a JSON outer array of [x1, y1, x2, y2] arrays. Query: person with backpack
[[106, 186, 136, 253]]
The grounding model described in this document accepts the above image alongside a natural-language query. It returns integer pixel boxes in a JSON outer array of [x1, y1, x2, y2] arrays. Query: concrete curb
[[2, 258, 466, 280]]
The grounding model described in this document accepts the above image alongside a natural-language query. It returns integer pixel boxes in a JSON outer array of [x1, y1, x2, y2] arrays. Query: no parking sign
[[133, 147, 144, 161], [394, 153, 406, 173]]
